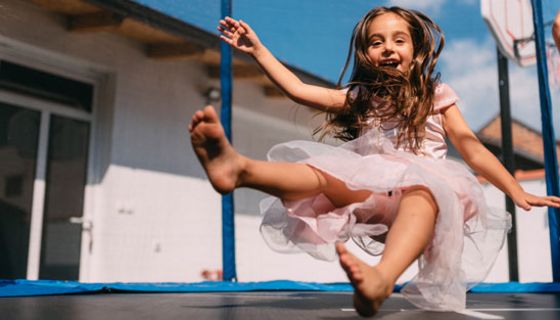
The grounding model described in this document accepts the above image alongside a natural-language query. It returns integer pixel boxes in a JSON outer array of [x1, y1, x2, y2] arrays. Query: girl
[[189, 6, 560, 317]]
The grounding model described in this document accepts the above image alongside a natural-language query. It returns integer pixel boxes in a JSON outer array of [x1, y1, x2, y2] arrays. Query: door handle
[[69, 217, 93, 231]]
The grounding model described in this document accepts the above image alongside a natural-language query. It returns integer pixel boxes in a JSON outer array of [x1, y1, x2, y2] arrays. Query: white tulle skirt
[[259, 129, 511, 311]]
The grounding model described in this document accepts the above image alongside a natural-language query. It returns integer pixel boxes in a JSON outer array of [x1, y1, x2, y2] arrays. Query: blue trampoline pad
[[1, 280, 559, 298], [1, 281, 560, 319]]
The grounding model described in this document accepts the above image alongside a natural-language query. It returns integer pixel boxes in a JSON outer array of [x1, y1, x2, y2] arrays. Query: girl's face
[[366, 13, 414, 73]]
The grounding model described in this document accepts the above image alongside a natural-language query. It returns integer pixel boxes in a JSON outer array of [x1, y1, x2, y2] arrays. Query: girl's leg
[[337, 187, 438, 317], [189, 105, 372, 206]]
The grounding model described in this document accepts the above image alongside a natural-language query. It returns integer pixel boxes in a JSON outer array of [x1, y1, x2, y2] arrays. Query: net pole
[[496, 48, 519, 281], [220, 0, 237, 282], [530, 0, 560, 282]]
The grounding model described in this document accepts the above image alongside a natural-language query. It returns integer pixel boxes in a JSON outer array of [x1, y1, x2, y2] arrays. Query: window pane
[[39, 115, 90, 280], [0, 102, 40, 279], [0, 61, 93, 112]]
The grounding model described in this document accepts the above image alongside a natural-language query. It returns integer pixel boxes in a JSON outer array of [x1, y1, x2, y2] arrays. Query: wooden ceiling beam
[[263, 85, 285, 98], [68, 11, 125, 32], [30, 0, 100, 15], [147, 43, 205, 60]]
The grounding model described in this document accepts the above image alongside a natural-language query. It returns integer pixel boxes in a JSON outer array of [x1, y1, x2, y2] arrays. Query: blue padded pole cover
[[220, 0, 237, 282], [531, 0, 560, 282]]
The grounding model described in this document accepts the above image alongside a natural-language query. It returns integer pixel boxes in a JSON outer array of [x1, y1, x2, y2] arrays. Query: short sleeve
[[345, 86, 359, 101], [433, 83, 459, 112]]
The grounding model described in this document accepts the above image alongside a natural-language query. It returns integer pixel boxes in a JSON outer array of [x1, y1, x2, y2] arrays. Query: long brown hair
[[316, 6, 445, 153]]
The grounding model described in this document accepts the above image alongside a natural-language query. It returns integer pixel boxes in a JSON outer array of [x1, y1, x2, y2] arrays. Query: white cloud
[[439, 37, 560, 135], [387, 0, 446, 14], [439, 38, 500, 129], [387, 0, 476, 11]]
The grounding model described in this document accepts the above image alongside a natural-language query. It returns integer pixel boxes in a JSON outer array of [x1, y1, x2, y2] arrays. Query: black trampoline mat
[[1, 292, 559, 319]]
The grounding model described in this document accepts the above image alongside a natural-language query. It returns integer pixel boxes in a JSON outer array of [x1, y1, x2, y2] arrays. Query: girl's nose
[[383, 46, 394, 56], [383, 42, 394, 54]]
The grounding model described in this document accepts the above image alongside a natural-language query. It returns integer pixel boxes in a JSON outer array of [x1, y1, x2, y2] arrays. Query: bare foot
[[189, 105, 245, 194], [336, 243, 394, 317]]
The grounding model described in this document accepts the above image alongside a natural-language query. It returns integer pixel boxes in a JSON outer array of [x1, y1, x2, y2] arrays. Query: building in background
[[475, 116, 557, 283]]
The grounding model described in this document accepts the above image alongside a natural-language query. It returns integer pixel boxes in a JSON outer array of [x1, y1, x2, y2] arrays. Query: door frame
[[0, 36, 106, 281]]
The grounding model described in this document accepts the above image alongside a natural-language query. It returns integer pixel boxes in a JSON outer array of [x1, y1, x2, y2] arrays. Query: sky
[[134, 0, 560, 135]]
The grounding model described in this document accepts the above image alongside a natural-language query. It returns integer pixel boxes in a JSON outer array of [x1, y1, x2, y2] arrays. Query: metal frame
[[530, 0, 560, 282], [220, 0, 236, 282]]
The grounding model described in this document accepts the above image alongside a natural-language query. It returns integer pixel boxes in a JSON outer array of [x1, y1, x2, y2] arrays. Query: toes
[[190, 111, 203, 127], [339, 254, 350, 269], [350, 268, 363, 281], [188, 116, 199, 132], [192, 110, 204, 122], [339, 252, 364, 284], [339, 250, 352, 267], [338, 246, 357, 271], [335, 242, 347, 255], [346, 260, 363, 281], [203, 105, 219, 122], [189, 108, 213, 132]]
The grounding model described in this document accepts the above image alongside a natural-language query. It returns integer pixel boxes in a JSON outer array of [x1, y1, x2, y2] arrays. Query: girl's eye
[[371, 41, 382, 46]]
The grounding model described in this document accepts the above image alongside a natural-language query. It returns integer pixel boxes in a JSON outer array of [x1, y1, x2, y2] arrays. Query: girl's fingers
[[225, 16, 239, 25], [526, 196, 560, 208], [225, 16, 240, 28], [218, 28, 235, 39], [516, 199, 531, 211], [239, 20, 252, 33], [542, 197, 560, 207], [546, 199, 560, 207], [222, 17, 251, 36], [219, 35, 234, 45], [220, 18, 239, 33], [219, 19, 233, 31]]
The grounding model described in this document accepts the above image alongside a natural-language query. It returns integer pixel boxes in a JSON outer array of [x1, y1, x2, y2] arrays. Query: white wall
[[482, 179, 553, 283], [89, 166, 222, 282]]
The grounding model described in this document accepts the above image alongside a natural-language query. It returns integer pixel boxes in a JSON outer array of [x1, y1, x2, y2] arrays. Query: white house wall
[[481, 179, 553, 283], [1, 0, 216, 282], [1, 0, 553, 285]]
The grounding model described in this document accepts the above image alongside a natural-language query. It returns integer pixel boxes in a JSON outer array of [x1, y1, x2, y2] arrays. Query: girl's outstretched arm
[[443, 105, 560, 211], [218, 17, 347, 112]]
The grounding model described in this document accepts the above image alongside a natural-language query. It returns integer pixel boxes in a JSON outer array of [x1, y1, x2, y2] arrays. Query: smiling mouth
[[379, 61, 400, 68]]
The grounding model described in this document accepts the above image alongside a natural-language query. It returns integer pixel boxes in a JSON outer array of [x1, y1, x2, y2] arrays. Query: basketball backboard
[[481, 0, 536, 67]]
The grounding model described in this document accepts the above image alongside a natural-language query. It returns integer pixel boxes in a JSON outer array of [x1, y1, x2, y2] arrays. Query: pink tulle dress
[[259, 83, 511, 311]]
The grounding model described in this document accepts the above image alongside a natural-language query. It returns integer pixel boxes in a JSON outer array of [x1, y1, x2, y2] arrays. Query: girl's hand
[[218, 17, 262, 55], [511, 190, 560, 211]]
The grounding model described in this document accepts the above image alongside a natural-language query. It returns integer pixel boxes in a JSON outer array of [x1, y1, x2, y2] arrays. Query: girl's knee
[[305, 165, 329, 190], [401, 186, 439, 215], [309, 166, 373, 207]]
